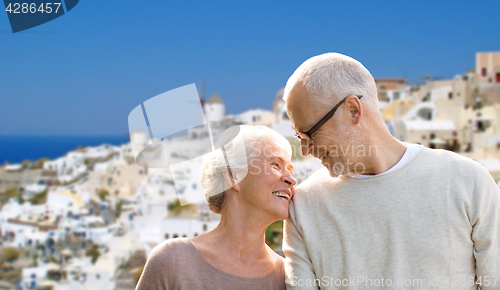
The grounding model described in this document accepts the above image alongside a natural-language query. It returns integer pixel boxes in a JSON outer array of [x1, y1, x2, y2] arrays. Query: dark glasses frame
[[294, 95, 363, 145]]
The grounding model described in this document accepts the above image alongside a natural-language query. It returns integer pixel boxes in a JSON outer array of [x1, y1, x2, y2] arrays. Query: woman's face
[[236, 139, 297, 221]]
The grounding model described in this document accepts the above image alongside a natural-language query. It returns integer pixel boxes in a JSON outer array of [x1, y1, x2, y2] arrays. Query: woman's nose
[[282, 174, 297, 187]]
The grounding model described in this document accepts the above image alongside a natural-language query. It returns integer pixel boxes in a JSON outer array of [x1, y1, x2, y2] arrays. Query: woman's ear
[[223, 169, 240, 192]]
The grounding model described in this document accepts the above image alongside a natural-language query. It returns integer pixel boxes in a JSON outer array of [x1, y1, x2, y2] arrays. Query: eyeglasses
[[294, 95, 363, 145]]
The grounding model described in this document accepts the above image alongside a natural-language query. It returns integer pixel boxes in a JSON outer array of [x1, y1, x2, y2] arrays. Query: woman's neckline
[[185, 238, 282, 283]]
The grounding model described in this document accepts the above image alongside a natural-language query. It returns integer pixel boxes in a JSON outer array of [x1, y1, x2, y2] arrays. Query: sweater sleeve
[[283, 199, 319, 289], [470, 163, 500, 290]]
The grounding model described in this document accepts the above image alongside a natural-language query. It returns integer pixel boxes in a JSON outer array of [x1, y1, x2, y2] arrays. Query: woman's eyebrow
[[267, 156, 285, 163], [267, 156, 294, 172]]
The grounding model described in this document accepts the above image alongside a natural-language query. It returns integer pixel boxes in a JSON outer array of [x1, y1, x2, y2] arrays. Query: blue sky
[[1, 0, 499, 135]]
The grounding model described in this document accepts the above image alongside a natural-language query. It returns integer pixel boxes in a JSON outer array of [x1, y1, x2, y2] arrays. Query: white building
[[394, 119, 457, 148], [43, 152, 87, 183], [83, 144, 119, 161], [204, 93, 225, 122], [22, 267, 47, 290], [233, 109, 275, 126], [46, 189, 87, 209], [271, 88, 295, 137]]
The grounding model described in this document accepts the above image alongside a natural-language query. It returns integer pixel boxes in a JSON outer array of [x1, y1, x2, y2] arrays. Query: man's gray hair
[[200, 125, 291, 213], [283, 53, 378, 112]]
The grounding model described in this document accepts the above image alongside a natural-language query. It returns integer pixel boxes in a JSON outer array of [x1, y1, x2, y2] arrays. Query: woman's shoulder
[[153, 237, 192, 251], [147, 238, 194, 266], [136, 239, 196, 289]]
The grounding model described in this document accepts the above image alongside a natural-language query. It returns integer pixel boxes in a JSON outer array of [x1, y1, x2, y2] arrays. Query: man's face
[[285, 82, 362, 177]]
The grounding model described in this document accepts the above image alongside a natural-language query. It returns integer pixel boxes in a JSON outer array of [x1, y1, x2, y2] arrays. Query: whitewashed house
[[233, 108, 275, 126], [21, 267, 47, 290], [43, 152, 87, 183]]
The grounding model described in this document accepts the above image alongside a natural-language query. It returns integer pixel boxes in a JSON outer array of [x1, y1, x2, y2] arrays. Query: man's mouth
[[272, 191, 290, 201]]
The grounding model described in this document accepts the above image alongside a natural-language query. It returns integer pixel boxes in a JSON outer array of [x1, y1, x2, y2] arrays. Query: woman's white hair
[[200, 125, 291, 213], [284, 53, 378, 112]]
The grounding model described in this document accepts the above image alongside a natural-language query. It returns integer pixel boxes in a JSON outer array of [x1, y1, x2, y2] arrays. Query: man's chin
[[323, 162, 348, 178], [325, 165, 342, 178], [327, 170, 342, 178]]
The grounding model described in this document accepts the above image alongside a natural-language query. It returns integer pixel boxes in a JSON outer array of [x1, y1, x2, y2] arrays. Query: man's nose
[[300, 139, 312, 156]]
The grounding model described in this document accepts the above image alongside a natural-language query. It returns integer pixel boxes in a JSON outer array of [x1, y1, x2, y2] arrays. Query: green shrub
[[29, 189, 48, 205], [5, 188, 20, 198], [98, 189, 109, 201], [86, 245, 101, 265], [2, 270, 20, 282], [115, 202, 123, 218], [1, 247, 20, 263]]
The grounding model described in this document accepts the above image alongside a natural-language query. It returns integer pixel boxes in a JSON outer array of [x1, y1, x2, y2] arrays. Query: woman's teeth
[[272, 191, 290, 201]]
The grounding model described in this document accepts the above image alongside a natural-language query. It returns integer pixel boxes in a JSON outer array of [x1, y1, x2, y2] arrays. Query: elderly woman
[[136, 125, 296, 289]]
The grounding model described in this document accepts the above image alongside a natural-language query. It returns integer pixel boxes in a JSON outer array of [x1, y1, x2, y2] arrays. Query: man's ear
[[345, 96, 362, 125], [222, 169, 240, 192]]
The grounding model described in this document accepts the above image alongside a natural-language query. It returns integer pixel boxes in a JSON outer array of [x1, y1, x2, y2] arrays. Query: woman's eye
[[272, 162, 281, 169]]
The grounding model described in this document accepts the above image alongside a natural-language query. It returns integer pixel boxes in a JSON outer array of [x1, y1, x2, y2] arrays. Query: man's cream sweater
[[284, 146, 500, 289]]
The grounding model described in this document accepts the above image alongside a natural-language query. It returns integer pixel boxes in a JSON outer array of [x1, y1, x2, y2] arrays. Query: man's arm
[[283, 199, 319, 289], [471, 164, 500, 290]]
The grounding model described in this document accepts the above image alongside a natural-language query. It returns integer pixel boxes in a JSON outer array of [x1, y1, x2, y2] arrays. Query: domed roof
[[206, 93, 225, 104], [275, 88, 285, 100]]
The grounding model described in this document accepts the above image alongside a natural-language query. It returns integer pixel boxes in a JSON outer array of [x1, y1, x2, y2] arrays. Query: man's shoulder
[[292, 167, 341, 203], [416, 146, 483, 172], [299, 166, 331, 184], [404, 146, 495, 187]]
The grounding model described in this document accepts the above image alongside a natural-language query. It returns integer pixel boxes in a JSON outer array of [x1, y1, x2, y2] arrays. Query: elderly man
[[282, 53, 500, 289]]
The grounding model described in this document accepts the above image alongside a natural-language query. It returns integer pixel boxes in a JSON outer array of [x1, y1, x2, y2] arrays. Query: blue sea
[[0, 135, 130, 164]]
